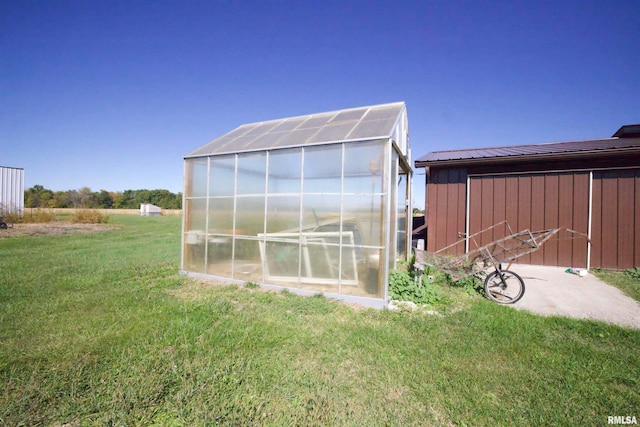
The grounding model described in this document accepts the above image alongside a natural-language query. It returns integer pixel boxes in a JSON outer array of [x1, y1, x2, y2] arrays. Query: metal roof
[[186, 102, 406, 158], [613, 124, 640, 138], [415, 133, 640, 168]]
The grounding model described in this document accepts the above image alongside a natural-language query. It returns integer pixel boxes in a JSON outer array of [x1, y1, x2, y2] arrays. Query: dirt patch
[[0, 222, 118, 238]]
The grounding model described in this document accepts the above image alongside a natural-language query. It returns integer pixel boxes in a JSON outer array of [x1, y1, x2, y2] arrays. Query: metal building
[[415, 124, 640, 270], [140, 203, 162, 216], [0, 166, 24, 215], [182, 102, 412, 307]]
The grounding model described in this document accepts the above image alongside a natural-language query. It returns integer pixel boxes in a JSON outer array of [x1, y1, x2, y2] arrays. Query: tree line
[[24, 185, 182, 210]]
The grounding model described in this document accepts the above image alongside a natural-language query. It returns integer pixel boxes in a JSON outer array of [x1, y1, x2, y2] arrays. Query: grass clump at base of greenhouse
[[0, 215, 638, 426]]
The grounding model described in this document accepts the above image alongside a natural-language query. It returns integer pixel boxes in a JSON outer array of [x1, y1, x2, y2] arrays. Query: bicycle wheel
[[483, 269, 525, 304]]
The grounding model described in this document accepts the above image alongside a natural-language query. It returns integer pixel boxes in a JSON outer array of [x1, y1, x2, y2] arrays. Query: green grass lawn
[[593, 268, 640, 302], [1, 216, 638, 426]]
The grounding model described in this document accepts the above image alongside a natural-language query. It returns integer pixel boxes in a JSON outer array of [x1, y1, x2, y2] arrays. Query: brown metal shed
[[415, 125, 640, 270]]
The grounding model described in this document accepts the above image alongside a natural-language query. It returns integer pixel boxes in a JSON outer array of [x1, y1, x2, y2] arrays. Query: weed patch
[[71, 209, 110, 224], [624, 267, 640, 281], [9, 208, 57, 223], [388, 269, 443, 305]]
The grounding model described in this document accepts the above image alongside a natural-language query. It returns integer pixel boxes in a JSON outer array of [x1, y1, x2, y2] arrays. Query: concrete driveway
[[506, 264, 640, 329]]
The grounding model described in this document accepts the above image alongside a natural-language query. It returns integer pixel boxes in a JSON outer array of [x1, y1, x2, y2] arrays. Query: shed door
[[468, 172, 590, 268], [591, 168, 640, 270]]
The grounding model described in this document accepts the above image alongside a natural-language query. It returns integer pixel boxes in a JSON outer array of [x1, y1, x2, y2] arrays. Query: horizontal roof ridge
[[426, 137, 618, 156], [416, 135, 640, 165]]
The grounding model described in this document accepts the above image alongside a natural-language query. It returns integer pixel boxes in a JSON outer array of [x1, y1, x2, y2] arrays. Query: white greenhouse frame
[[181, 102, 412, 308]]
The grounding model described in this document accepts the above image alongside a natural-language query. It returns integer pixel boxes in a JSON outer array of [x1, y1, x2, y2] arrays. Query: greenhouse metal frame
[[181, 102, 412, 308]]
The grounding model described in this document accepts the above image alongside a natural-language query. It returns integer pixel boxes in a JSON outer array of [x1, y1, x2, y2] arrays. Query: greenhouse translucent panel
[[187, 126, 247, 157], [183, 239, 205, 274], [236, 152, 266, 195], [343, 194, 385, 248], [301, 240, 342, 284], [266, 196, 300, 233], [297, 114, 333, 129], [246, 132, 287, 151], [339, 245, 360, 283], [233, 238, 263, 283], [221, 135, 258, 152], [185, 102, 406, 157], [303, 145, 342, 193], [343, 141, 386, 194], [243, 121, 279, 137], [188, 142, 221, 158], [206, 235, 232, 277], [183, 198, 207, 273], [184, 198, 207, 234], [329, 107, 368, 123], [235, 196, 266, 237], [269, 117, 307, 133], [348, 119, 398, 140], [259, 236, 300, 286], [396, 172, 408, 259], [185, 158, 208, 198], [362, 104, 402, 121], [301, 195, 341, 231], [223, 123, 254, 139], [306, 122, 357, 145], [209, 155, 235, 197], [389, 153, 398, 271], [355, 248, 384, 297], [207, 197, 234, 234], [272, 128, 319, 148], [268, 149, 302, 194]]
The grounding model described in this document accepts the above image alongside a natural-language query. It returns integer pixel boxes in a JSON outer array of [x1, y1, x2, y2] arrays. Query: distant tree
[[109, 191, 122, 209], [25, 186, 181, 209], [137, 189, 152, 205], [52, 191, 72, 208], [24, 185, 54, 208], [78, 187, 98, 208], [116, 190, 138, 209], [147, 189, 182, 209], [96, 190, 113, 209], [66, 190, 81, 208]]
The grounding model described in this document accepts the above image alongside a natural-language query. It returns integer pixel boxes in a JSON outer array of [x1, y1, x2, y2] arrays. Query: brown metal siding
[[426, 168, 467, 253], [468, 172, 590, 268], [543, 174, 560, 265], [637, 171, 640, 268], [591, 169, 640, 269], [591, 176, 603, 268], [425, 164, 639, 270], [516, 176, 532, 264]]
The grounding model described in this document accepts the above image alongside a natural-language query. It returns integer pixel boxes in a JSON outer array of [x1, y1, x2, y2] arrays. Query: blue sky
[[2, 0, 639, 208]]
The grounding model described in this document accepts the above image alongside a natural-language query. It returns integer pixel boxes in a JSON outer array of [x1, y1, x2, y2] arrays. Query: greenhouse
[[181, 102, 412, 307]]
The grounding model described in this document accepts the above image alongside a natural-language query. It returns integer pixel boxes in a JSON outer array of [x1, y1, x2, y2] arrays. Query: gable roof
[[186, 102, 406, 158], [415, 125, 640, 168]]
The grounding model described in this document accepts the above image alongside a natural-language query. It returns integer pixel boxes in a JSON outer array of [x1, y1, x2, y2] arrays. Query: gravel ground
[[508, 264, 640, 329]]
